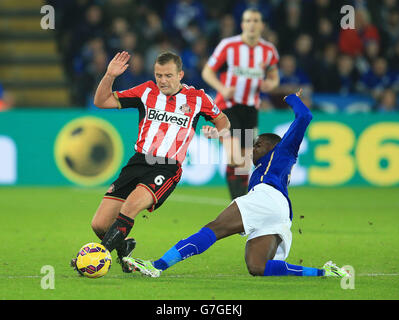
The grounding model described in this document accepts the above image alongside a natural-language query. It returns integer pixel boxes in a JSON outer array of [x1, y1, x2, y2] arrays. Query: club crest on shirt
[[179, 104, 192, 114]]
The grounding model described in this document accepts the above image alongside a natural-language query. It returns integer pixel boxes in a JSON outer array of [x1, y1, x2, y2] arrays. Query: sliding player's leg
[[244, 234, 280, 276], [123, 201, 245, 276], [236, 183, 329, 277], [245, 234, 349, 277], [245, 234, 325, 276]]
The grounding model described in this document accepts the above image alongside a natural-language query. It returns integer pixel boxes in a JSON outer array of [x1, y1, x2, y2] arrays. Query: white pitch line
[[358, 273, 399, 277], [1, 273, 399, 280]]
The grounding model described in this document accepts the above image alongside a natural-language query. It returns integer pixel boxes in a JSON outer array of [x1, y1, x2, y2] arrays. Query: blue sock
[[153, 227, 217, 271], [264, 260, 325, 276]]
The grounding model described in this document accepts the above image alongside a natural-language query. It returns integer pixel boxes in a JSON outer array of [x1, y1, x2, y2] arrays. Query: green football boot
[[122, 257, 162, 278], [322, 261, 351, 278]]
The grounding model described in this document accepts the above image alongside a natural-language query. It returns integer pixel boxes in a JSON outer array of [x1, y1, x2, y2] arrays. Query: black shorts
[[104, 153, 182, 212], [223, 104, 258, 148]]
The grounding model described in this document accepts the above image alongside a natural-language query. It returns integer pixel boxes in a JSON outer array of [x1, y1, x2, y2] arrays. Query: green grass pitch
[[0, 185, 398, 300]]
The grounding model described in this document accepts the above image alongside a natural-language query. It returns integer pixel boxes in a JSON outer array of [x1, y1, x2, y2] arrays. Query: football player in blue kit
[[123, 90, 350, 278]]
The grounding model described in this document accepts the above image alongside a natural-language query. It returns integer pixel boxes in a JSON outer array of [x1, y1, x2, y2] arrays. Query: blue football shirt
[[248, 94, 313, 220]]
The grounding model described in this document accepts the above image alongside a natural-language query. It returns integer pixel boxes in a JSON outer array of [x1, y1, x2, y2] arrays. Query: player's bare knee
[[246, 262, 265, 276], [247, 261, 266, 277]]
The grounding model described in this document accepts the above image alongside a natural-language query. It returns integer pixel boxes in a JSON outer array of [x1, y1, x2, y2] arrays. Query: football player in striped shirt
[[202, 8, 280, 200], [71, 51, 231, 273], [123, 90, 350, 278]]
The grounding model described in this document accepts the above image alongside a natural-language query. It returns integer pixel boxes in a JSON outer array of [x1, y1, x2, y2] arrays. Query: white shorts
[[234, 183, 292, 261]]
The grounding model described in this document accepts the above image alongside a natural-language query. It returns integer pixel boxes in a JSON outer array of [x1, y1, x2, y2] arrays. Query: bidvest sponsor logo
[[232, 66, 264, 79], [147, 109, 190, 128]]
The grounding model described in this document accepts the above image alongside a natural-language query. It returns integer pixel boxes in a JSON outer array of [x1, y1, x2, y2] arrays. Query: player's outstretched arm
[[283, 88, 312, 119], [279, 89, 313, 155], [94, 51, 131, 109]]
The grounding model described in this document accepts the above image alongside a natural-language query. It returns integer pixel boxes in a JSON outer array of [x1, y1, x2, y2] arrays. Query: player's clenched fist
[[202, 125, 219, 139], [106, 51, 131, 78]]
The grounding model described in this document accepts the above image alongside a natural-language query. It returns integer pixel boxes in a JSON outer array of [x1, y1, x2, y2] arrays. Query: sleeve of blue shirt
[[278, 94, 313, 156]]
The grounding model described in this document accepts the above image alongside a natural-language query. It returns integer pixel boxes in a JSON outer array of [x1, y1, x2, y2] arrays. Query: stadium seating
[[0, 0, 71, 107]]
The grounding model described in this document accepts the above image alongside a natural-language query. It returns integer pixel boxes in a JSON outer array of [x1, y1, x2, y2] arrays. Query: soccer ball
[[75, 243, 112, 278]]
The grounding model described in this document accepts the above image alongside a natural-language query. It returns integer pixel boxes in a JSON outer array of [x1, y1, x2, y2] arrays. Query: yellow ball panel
[[76, 243, 112, 278]]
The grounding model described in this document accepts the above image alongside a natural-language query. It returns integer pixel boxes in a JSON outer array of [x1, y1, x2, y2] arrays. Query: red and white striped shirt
[[114, 81, 221, 164], [207, 35, 279, 110]]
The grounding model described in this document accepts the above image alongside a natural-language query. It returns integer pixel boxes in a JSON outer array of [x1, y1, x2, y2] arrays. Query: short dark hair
[[258, 133, 281, 146], [155, 51, 183, 72], [241, 7, 263, 21]]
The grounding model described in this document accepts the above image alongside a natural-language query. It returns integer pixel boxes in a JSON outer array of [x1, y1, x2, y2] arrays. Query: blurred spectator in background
[[163, 0, 206, 45], [106, 17, 130, 55], [219, 13, 237, 39], [387, 40, 399, 71], [336, 54, 360, 95], [113, 53, 150, 91], [358, 56, 399, 100], [314, 16, 338, 52], [76, 50, 109, 106], [141, 11, 164, 44], [181, 36, 209, 89], [270, 54, 312, 109], [71, 36, 107, 105], [51, 0, 92, 78], [356, 39, 381, 74], [208, 14, 236, 49], [275, 0, 304, 55], [293, 33, 316, 81], [338, 7, 380, 57], [144, 34, 178, 75], [119, 31, 139, 53], [373, 88, 399, 112], [49, 0, 399, 112], [73, 5, 106, 55], [384, 9, 399, 46], [304, 0, 337, 24], [102, 0, 143, 29], [276, 54, 312, 94], [313, 43, 342, 93], [368, 0, 399, 31], [0, 83, 14, 112], [181, 21, 203, 46]]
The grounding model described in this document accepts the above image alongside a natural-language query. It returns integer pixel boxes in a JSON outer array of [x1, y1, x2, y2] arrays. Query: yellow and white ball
[[76, 243, 112, 278]]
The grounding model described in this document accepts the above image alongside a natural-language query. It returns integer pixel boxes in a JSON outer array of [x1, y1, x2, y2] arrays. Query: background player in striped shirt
[[202, 8, 280, 200], [123, 90, 350, 278], [71, 51, 231, 273]]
